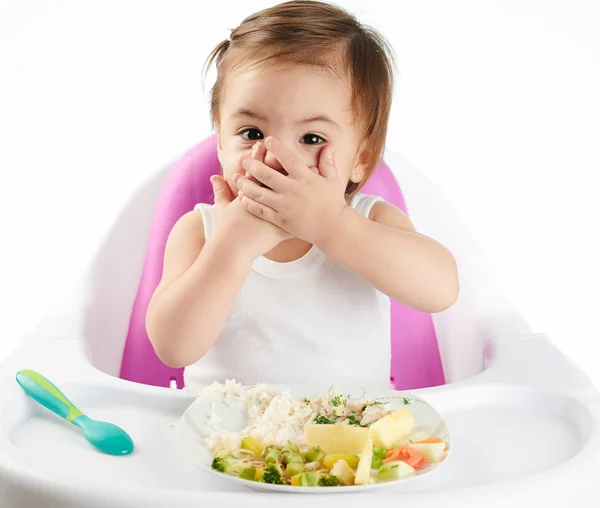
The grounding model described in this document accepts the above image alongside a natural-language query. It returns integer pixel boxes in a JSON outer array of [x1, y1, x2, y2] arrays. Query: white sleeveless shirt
[[183, 193, 392, 392]]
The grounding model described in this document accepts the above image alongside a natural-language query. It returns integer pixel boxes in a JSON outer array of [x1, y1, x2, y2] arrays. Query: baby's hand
[[210, 143, 291, 259], [235, 136, 347, 246]]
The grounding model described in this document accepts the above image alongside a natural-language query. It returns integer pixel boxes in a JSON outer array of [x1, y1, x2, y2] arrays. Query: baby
[[146, 0, 459, 390]]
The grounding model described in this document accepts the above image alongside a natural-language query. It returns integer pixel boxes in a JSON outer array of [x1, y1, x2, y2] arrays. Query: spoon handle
[[16, 369, 84, 423]]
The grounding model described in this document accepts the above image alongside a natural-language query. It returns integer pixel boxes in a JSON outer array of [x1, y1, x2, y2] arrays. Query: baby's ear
[[351, 147, 370, 183]]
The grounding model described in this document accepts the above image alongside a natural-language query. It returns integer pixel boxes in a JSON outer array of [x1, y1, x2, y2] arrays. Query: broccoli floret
[[262, 464, 285, 485], [314, 414, 336, 425], [331, 395, 346, 407], [318, 474, 341, 487], [211, 455, 246, 475], [211, 457, 225, 472]]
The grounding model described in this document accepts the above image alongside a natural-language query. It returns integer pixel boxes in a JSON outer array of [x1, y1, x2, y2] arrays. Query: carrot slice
[[384, 445, 425, 469], [411, 437, 449, 452]]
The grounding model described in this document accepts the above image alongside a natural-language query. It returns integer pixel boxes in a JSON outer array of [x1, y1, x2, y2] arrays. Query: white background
[[1, 1, 599, 385]]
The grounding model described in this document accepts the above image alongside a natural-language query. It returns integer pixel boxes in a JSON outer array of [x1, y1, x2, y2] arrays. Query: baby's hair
[[203, 0, 396, 195]]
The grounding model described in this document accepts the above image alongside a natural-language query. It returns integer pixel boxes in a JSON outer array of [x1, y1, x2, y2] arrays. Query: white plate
[[179, 384, 451, 493]]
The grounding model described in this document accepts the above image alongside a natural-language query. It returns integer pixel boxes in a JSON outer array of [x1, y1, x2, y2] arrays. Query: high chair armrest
[[478, 333, 598, 398]]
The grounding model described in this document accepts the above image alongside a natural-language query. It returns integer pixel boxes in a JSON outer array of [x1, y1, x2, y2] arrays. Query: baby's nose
[[263, 150, 284, 171]]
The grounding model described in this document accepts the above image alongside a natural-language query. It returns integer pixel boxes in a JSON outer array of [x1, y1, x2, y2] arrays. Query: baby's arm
[[318, 202, 459, 313], [146, 211, 253, 368]]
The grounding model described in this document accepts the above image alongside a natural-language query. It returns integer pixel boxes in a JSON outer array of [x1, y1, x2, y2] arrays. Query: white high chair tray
[[1, 334, 599, 508]]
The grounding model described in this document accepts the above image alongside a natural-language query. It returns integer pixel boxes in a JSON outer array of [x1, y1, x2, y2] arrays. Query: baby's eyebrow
[[229, 108, 340, 129], [229, 108, 268, 121], [298, 115, 340, 129]]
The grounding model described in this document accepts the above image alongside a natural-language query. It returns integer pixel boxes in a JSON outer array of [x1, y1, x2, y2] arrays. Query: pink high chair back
[[120, 135, 445, 390]]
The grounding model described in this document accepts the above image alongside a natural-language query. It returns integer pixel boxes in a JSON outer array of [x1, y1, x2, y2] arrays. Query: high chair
[[0, 135, 598, 508]]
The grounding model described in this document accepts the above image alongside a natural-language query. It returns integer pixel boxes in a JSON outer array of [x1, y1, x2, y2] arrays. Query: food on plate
[[354, 437, 373, 485], [304, 423, 369, 454], [378, 460, 416, 481], [369, 408, 415, 448], [198, 380, 448, 487]]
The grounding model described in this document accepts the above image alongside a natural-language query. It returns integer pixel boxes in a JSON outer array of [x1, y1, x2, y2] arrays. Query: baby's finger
[[211, 175, 234, 206], [240, 194, 281, 228], [237, 175, 282, 211], [252, 141, 266, 162]]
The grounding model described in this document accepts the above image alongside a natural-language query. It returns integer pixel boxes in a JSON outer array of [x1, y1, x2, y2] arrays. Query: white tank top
[[183, 193, 392, 392]]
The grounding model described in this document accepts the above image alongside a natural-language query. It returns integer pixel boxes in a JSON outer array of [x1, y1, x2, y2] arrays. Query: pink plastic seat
[[120, 135, 445, 390]]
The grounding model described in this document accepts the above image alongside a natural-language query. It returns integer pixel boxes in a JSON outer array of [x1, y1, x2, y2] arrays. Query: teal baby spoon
[[16, 369, 134, 456]]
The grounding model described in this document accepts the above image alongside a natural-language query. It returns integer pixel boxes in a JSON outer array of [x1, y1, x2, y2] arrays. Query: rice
[[197, 380, 392, 457], [199, 380, 317, 456]]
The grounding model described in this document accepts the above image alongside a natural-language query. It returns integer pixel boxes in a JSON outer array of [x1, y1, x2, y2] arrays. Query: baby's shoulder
[[369, 200, 415, 232], [170, 209, 206, 244], [350, 192, 415, 232]]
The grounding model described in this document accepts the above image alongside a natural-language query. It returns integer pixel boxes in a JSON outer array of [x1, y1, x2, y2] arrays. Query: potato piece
[[354, 437, 373, 485], [369, 409, 414, 448], [241, 436, 264, 457], [330, 460, 355, 485], [408, 442, 446, 463], [323, 453, 359, 470], [304, 424, 370, 454]]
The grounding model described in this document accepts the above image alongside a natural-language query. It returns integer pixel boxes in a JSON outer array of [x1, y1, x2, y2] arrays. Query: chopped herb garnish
[[314, 415, 336, 425], [331, 396, 345, 407], [403, 398, 410, 405], [346, 415, 361, 426], [302, 398, 311, 405], [362, 401, 384, 411]]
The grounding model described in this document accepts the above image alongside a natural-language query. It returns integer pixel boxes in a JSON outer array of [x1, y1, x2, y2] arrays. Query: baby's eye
[[241, 128, 264, 141], [301, 133, 325, 145]]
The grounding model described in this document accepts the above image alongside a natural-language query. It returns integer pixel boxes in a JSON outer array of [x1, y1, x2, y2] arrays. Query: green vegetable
[[284, 452, 304, 465], [371, 446, 387, 469], [346, 415, 361, 426], [239, 467, 256, 481], [403, 398, 410, 405], [211, 455, 246, 475], [262, 464, 285, 484], [314, 415, 336, 425], [373, 446, 387, 459], [304, 446, 325, 463], [282, 441, 299, 454], [286, 461, 305, 477], [211, 457, 226, 472], [318, 474, 341, 487], [299, 472, 320, 487], [264, 448, 282, 464]]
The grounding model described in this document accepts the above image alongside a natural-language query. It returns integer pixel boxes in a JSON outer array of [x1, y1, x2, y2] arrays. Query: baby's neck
[[263, 237, 313, 263]]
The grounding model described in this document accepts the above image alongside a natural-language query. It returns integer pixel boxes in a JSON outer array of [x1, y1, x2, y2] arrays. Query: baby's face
[[216, 60, 367, 195]]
